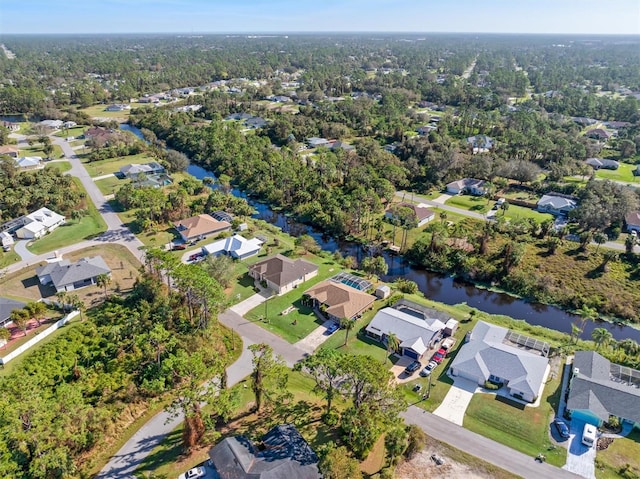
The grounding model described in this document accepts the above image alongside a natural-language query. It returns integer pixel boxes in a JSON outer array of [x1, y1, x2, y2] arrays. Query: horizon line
[[1, 31, 639, 37]]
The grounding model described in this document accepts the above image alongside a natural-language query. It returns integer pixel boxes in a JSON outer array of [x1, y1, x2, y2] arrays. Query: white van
[[582, 423, 597, 447]]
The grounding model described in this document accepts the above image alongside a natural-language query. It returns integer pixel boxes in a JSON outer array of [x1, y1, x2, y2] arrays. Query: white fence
[[0, 310, 79, 365]]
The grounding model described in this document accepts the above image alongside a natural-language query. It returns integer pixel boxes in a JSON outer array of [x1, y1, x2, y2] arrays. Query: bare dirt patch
[[397, 436, 519, 479], [397, 449, 495, 479]]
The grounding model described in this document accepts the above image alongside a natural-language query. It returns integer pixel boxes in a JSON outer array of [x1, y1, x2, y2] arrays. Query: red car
[[432, 350, 446, 363]]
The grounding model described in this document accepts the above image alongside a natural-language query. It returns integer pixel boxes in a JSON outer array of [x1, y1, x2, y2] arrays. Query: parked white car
[[178, 466, 205, 479]]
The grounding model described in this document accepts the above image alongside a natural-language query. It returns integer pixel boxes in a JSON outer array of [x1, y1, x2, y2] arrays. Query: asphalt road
[[97, 293, 578, 479], [2, 133, 146, 276], [401, 407, 581, 479]]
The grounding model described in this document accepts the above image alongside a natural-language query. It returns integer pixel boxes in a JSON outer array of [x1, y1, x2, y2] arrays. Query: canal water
[[122, 124, 640, 342]]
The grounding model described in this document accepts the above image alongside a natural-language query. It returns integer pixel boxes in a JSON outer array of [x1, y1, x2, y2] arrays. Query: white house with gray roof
[[566, 351, 640, 427], [36, 256, 111, 293], [365, 300, 450, 360], [449, 321, 549, 403], [537, 194, 577, 217]]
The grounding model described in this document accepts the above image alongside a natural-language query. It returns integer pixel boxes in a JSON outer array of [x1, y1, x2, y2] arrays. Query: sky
[[1, 0, 639, 35]]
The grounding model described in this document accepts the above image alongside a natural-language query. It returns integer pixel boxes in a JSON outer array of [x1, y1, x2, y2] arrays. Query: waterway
[[122, 123, 640, 342]]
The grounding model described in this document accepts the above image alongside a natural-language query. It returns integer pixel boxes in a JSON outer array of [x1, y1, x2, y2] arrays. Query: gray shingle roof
[[0, 297, 26, 324], [567, 351, 640, 423], [208, 424, 321, 479], [449, 321, 548, 397], [37, 257, 110, 290]]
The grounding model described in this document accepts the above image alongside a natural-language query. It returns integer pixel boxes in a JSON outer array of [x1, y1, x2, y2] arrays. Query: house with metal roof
[[585, 158, 619, 170], [449, 321, 549, 403], [446, 178, 487, 196], [119, 162, 166, 179], [36, 256, 111, 293], [16, 156, 44, 170], [536, 194, 577, 216], [208, 424, 321, 479], [385, 202, 436, 228], [248, 254, 318, 295], [566, 351, 640, 427], [16, 208, 65, 240], [365, 306, 446, 360], [201, 234, 264, 260]]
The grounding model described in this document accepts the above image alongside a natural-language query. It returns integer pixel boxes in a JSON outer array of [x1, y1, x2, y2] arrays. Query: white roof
[[365, 307, 445, 353], [16, 156, 42, 168], [202, 234, 263, 258], [449, 321, 548, 397], [23, 207, 65, 229]]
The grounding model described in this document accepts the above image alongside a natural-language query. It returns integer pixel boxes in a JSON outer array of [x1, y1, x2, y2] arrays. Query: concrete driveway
[[433, 377, 478, 425], [229, 291, 271, 316], [563, 420, 596, 479], [294, 319, 336, 354], [13, 240, 35, 261]]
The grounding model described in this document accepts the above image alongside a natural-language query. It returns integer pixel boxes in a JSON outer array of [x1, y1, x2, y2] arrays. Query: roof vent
[[573, 368, 580, 376]]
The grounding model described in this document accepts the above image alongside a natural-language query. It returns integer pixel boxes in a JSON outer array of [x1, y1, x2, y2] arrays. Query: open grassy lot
[[0, 243, 140, 306], [596, 426, 640, 479], [500, 187, 541, 203], [245, 253, 350, 343], [503, 204, 554, 223], [0, 249, 20, 268], [53, 126, 87, 138], [463, 364, 567, 467], [19, 144, 64, 159], [595, 163, 640, 184], [445, 194, 492, 214], [79, 104, 133, 119], [82, 153, 156, 177], [27, 179, 107, 254], [95, 175, 130, 196], [45, 160, 72, 173]]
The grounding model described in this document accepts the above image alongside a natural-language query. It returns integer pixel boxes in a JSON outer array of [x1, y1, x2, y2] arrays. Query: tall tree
[[95, 273, 111, 299], [591, 328, 613, 351], [340, 317, 354, 346], [248, 343, 289, 412], [295, 348, 345, 416], [10, 308, 29, 336]]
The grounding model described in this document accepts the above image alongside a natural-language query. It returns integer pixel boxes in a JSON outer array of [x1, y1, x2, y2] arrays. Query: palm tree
[[500, 200, 510, 217], [68, 294, 85, 320], [25, 301, 46, 326], [55, 291, 68, 311], [570, 322, 583, 344], [386, 333, 400, 363], [600, 251, 618, 273], [96, 273, 111, 299], [625, 234, 636, 254], [591, 328, 613, 351], [593, 232, 607, 253], [340, 317, 354, 346], [10, 309, 30, 337]]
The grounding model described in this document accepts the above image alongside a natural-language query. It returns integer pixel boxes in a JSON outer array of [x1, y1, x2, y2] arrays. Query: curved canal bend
[[121, 124, 640, 342]]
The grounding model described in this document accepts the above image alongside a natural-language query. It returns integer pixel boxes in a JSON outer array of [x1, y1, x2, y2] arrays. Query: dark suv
[[404, 361, 422, 375]]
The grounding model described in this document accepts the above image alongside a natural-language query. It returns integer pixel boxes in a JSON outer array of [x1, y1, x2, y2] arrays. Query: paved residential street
[[98, 292, 581, 479], [402, 407, 581, 479]]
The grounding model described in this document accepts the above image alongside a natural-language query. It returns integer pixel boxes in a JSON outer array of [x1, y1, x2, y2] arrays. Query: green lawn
[[595, 163, 640, 184], [445, 194, 492, 214], [463, 369, 567, 467], [54, 126, 87, 138], [245, 254, 348, 343], [27, 178, 107, 254], [0, 249, 20, 268], [503, 204, 553, 223], [45, 161, 72, 173], [83, 153, 155, 177], [95, 175, 130, 196], [596, 426, 640, 479], [19, 144, 64, 159]]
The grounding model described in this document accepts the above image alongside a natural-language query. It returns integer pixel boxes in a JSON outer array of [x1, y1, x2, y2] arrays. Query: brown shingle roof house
[[303, 280, 375, 321], [249, 254, 319, 295], [173, 214, 231, 242]]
